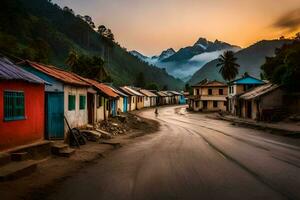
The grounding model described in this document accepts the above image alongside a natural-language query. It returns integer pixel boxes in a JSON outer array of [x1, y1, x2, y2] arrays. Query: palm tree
[[65, 50, 79, 69], [217, 51, 240, 82]]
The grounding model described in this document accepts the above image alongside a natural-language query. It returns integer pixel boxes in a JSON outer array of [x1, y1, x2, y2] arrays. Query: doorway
[[87, 93, 94, 124]]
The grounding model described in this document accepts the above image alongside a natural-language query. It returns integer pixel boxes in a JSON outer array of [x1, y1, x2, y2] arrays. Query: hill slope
[[0, 0, 184, 90], [188, 39, 291, 85]]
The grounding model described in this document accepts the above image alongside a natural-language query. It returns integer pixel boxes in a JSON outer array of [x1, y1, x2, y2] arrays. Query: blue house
[[228, 74, 265, 115], [19, 60, 91, 140]]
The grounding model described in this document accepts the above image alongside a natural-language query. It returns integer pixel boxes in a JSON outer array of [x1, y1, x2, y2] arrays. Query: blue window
[[4, 91, 25, 121]]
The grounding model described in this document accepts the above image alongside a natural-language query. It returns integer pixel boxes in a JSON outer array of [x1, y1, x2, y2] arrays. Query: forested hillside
[[0, 0, 184, 89]]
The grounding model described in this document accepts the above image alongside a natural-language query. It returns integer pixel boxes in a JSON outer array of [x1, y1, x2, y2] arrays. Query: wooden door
[[46, 92, 64, 139]]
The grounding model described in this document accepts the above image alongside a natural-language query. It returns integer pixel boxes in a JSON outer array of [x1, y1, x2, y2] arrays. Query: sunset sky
[[53, 0, 300, 55]]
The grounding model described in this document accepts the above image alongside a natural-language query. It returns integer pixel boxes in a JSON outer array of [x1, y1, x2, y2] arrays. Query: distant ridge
[[188, 39, 291, 85]]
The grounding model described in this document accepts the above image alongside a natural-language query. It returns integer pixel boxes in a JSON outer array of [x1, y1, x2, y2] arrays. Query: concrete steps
[[51, 143, 75, 157], [0, 160, 38, 181], [0, 141, 52, 181]]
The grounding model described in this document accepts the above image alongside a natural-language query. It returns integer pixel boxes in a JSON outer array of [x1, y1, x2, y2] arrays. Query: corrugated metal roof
[[108, 85, 128, 97], [122, 86, 144, 96], [19, 60, 90, 87], [83, 78, 118, 98], [192, 80, 226, 87], [119, 87, 135, 96], [201, 80, 227, 87], [156, 91, 168, 97], [161, 91, 173, 96], [139, 89, 157, 97], [0, 57, 45, 84], [231, 76, 264, 85], [169, 91, 181, 95], [240, 83, 279, 100]]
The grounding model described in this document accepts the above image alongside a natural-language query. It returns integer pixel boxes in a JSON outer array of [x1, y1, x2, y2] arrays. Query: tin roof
[[0, 57, 45, 84], [169, 91, 181, 95], [192, 80, 226, 88], [156, 91, 168, 97], [239, 83, 279, 100], [19, 60, 90, 87], [139, 89, 157, 97], [162, 91, 173, 96], [121, 86, 144, 96], [83, 78, 118, 98], [108, 85, 128, 97], [230, 75, 264, 85]]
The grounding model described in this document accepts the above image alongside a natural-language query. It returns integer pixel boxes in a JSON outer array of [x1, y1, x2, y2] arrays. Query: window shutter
[[68, 95, 76, 110], [79, 95, 86, 110]]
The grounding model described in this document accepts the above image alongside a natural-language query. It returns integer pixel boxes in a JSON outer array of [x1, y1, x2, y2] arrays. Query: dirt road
[[46, 106, 300, 200]]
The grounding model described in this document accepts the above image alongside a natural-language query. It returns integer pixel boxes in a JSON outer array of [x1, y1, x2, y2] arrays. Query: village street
[[46, 106, 300, 200]]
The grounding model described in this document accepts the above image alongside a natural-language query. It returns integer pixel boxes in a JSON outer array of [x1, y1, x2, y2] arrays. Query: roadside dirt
[[0, 113, 160, 200]]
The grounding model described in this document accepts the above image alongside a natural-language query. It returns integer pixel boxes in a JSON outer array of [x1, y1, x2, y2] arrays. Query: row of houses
[[188, 74, 299, 121], [0, 57, 186, 151]]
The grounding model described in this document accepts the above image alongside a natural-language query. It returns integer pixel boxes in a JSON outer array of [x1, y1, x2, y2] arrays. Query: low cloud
[[155, 48, 240, 80], [273, 8, 300, 32]]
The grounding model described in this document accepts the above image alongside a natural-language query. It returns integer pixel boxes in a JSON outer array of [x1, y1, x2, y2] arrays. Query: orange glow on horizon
[[54, 0, 300, 55]]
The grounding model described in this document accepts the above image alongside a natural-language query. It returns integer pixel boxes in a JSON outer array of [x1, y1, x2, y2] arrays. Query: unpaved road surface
[[46, 106, 300, 200]]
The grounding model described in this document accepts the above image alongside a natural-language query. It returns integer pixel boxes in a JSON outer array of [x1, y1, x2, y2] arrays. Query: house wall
[[144, 96, 151, 107], [117, 97, 124, 113], [0, 81, 45, 151], [260, 89, 284, 109], [150, 97, 157, 107], [136, 97, 144, 110], [64, 85, 88, 133], [95, 95, 107, 122], [192, 100, 226, 112], [201, 87, 228, 96], [130, 96, 137, 111]]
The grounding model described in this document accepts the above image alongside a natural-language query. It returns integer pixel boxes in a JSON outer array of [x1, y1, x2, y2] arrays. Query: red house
[[0, 58, 46, 151]]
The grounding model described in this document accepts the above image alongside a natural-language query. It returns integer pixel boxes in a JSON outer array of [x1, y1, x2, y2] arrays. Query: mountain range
[[188, 39, 291, 85], [131, 38, 290, 85], [130, 38, 241, 80]]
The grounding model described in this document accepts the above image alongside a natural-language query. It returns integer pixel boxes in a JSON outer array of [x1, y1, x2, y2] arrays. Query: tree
[[29, 38, 50, 63], [67, 52, 110, 82], [97, 25, 107, 36], [65, 50, 79, 69], [63, 6, 74, 15], [184, 83, 190, 92], [261, 33, 300, 92], [216, 51, 240, 82], [162, 85, 168, 90], [83, 15, 95, 29], [146, 82, 159, 90], [135, 72, 145, 88]]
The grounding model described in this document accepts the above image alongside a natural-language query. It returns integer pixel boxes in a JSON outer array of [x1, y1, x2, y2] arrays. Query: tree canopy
[[261, 34, 300, 92], [216, 51, 240, 82]]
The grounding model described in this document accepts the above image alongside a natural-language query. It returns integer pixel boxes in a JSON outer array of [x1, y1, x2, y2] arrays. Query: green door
[[46, 92, 64, 139]]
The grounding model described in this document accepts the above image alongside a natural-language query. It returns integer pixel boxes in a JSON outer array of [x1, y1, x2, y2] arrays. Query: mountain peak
[[158, 48, 176, 60]]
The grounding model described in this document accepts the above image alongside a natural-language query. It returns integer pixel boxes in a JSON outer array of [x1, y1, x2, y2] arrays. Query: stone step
[[11, 152, 30, 162], [99, 141, 122, 148], [0, 160, 37, 181], [0, 153, 11, 167], [58, 148, 76, 157], [51, 143, 69, 155], [80, 130, 101, 142], [95, 129, 113, 139]]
